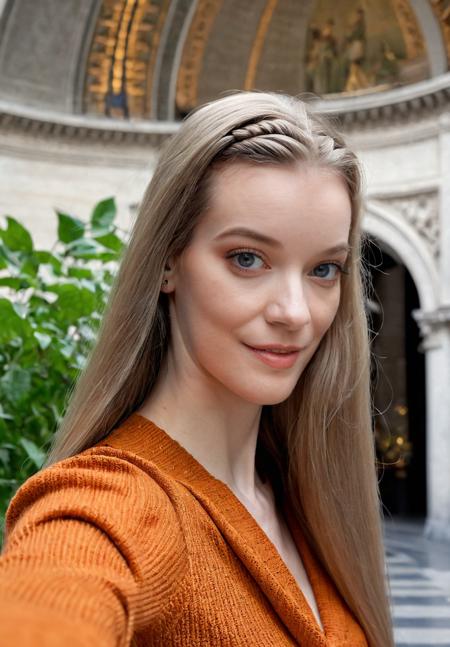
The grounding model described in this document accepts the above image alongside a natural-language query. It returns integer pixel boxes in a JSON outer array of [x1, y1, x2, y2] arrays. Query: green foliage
[[0, 198, 126, 543]]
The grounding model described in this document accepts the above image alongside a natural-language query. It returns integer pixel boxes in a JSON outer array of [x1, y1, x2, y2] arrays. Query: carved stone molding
[[316, 73, 450, 131], [373, 191, 440, 259], [0, 74, 449, 145], [413, 304, 450, 346], [0, 101, 177, 148]]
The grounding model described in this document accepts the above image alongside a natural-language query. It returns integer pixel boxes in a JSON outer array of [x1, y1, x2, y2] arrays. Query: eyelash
[[226, 248, 269, 271], [225, 248, 349, 280]]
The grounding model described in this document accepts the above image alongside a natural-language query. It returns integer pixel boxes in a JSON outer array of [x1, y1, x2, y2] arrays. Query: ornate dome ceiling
[[82, 0, 449, 120], [0, 0, 448, 122]]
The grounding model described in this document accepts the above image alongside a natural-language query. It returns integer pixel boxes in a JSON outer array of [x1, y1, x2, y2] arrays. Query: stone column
[[412, 112, 450, 542], [439, 114, 450, 305], [415, 115, 450, 542], [423, 114, 450, 540], [414, 313, 450, 541]]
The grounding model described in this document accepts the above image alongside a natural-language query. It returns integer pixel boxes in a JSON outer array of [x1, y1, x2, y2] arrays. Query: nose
[[264, 275, 312, 330]]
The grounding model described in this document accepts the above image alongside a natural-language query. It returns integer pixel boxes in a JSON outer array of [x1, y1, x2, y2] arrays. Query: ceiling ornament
[[84, 0, 170, 119], [175, 0, 222, 116], [392, 0, 426, 61], [244, 0, 278, 91]]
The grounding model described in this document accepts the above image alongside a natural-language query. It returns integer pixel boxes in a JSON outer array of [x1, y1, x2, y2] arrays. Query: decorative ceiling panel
[[81, 0, 443, 120], [176, 0, 223, 116], [83, 0, 170, 118]]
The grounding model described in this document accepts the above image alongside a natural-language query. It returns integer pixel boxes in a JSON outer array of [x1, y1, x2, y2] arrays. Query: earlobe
[[161, 257, 176, 292]]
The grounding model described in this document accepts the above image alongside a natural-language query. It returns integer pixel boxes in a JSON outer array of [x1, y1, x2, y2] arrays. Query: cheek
[[177, 273, 238, 345], [179, 252, 258, 334], [312, 288, 341, 338]]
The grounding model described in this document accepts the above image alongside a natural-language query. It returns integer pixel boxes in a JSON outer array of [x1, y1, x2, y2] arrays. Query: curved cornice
[[0, 73, 449, 145], [316, 73, 450, 126]]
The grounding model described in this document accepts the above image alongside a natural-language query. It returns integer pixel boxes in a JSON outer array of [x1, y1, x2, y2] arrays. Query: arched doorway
[[364, 238, 427, 517]]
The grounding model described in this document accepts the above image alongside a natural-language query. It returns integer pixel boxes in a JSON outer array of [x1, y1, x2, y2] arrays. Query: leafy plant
[[0, 198, 126, 543]]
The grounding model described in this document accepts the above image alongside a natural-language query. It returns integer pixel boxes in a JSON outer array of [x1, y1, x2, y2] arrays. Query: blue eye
[[228, 250, 265, 271], [311, 263, 342, 280]]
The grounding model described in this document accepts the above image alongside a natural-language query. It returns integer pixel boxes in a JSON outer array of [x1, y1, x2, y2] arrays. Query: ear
[[160, 255, 177, 293]]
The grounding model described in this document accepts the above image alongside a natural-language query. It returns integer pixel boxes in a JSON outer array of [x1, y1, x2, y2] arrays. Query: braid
[[217, 117, 311, 163], [231, 118, 302, 141], [217, 115, 345, 166]]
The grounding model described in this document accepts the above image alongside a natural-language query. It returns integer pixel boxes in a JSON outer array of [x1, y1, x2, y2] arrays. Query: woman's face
[[164, 161, 352, 406]]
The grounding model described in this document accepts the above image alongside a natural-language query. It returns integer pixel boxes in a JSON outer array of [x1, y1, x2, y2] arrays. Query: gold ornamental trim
[[391, 0, 426, 61], [176, 0, 223, 114], [244, 0, 279, 90], [84, 0, 171, 119]]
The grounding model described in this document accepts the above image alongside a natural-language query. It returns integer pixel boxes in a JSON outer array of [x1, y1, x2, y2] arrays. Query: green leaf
[[0, 405, 14, 421], [0, 366, 31, 404], [0, 243, 7, 269], [33, 331, 52, 349], [0, 217, 33, 253], [67, 267, 94, 280], [64, 238, 103, 259], [94, 232, 124, 252], [0, 298, 31, 343], [46, 284, 97, 319], [98, 252, 119, 262], [20, 255, 40, 278], [35, 251, 63, 275], [18, 438, 46, 469], [59, 339, 74, 359], [0, 478, 19, 487], [91, 198, 116, 231], [56, 212, 85, 244], [0, 277, 25, 290], [0, 448, 10, 468]]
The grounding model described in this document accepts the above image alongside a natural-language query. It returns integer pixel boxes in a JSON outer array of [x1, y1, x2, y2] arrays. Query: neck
[[138, 353, 264, 504]]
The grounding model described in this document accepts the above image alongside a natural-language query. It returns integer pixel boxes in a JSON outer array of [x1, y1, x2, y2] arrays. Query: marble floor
[[384, 518, 450, 646]]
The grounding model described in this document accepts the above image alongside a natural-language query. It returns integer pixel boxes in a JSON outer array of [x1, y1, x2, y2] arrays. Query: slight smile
[[243, 343, 301, 369]]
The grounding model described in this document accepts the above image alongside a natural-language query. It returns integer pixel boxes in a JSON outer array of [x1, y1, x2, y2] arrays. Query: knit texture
[[0, 413, 368, 646]]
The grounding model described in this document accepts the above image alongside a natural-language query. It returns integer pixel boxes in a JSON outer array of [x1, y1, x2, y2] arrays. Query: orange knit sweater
[[0, 413, 368, 646]]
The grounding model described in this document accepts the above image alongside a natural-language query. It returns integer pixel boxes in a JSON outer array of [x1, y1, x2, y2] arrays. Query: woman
[[0, 91, 393, 646]]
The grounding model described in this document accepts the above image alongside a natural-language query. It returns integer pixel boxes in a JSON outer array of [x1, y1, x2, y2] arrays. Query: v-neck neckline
[[102, 413, 359, 645]]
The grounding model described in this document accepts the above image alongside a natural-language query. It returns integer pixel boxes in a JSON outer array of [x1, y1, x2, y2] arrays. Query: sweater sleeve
[[0, 447, 188, 646]]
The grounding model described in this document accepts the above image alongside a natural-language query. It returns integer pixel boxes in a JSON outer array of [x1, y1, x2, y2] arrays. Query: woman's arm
[[0, 448, 188, 646]]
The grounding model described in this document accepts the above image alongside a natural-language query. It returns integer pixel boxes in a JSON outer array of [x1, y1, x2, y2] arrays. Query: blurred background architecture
[[0, 0, 449, 541]]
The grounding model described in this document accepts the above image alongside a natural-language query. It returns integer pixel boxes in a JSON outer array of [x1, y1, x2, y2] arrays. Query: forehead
[[197, 161, 352, 244]]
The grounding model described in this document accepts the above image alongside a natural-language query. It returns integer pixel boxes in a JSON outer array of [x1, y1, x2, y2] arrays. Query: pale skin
[[138, 161, 352, 630]]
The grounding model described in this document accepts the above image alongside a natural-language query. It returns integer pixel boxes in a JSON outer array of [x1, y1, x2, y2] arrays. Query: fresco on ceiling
[[305, 0, 428, 95]]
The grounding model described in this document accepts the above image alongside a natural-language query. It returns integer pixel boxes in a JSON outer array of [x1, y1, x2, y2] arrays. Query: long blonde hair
[[45, 91, 393, 646]]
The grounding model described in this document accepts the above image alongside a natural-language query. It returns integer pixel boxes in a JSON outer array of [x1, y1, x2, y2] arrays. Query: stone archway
[[364, 200, 439, 312], [364, 199, 450, 540]]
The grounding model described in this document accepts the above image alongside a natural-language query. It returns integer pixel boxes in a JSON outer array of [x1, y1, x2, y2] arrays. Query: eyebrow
[[213, 227, 350, 255]]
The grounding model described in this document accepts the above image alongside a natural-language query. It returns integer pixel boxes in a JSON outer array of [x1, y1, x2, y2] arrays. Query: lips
[[243, 343, 301, 369], [246, 343, 302, 353]]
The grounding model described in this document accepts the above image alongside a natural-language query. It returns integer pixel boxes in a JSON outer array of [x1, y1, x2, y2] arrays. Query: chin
[[235, 383, 297, 407]]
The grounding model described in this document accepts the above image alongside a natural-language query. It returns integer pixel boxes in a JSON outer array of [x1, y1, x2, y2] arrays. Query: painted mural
[[305, 0, 428, 95]]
